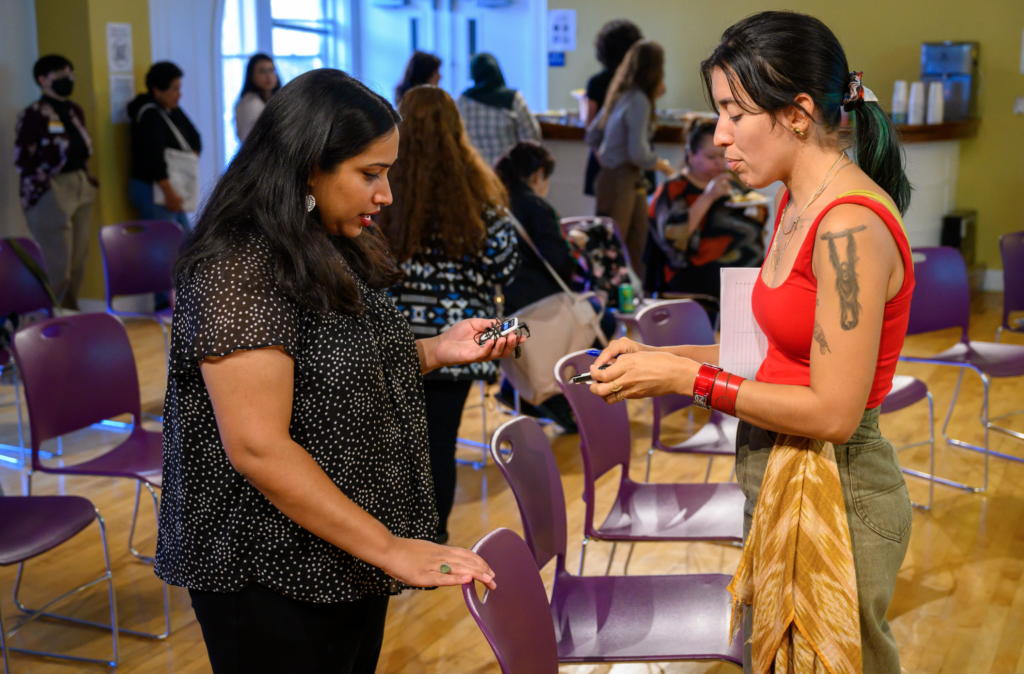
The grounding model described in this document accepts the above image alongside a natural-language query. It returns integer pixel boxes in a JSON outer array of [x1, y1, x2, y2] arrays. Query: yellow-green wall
[[549, 0, 1024, 273], [36, 0, 151, 301]]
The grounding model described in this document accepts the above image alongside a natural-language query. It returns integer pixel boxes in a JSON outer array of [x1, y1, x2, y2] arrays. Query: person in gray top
[[585, 40, 673, 278]]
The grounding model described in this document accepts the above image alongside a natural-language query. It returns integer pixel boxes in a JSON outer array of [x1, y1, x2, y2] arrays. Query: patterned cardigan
[[14, 98, 95, 210], [389, 206, 522, 382]]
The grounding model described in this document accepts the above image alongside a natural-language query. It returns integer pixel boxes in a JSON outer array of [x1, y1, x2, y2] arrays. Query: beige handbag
[[500, 221, 608, 406], [137, 103, 201, 213]]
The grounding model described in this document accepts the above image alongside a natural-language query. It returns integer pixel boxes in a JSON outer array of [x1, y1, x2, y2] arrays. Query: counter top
[[539, 118, 980, 145]]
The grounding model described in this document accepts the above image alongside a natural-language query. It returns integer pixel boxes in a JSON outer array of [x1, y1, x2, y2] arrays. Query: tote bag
[[500, 220, 608, 406], [137, 103, 200, 213]]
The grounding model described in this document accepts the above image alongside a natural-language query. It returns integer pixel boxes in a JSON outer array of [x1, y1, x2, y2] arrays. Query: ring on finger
[[616, 391, 623, 402], [440, 562, 451, 574], [611, 382, 623, 393]]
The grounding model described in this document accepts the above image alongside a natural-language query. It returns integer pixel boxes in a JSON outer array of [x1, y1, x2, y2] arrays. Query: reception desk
[[540, 118, 979, 250]]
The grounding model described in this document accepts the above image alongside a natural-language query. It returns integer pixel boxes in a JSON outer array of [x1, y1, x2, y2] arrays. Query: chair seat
[[595, 480, 744, 542], [655, 411, 738, 456], [37, 427, 163, 486], [551, 570, 742, 664], [880, 375, 928, 415], [0, 496, 97, 566], [907, 341, 1024, 378]]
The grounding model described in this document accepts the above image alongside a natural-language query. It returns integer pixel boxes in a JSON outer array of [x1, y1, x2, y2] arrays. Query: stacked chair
[[466, 416, 742, 670], [554, 350, 743, 575]]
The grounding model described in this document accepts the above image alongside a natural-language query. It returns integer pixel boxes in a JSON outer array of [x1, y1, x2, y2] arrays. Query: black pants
[[422, 378, 474, 540], [189, 584, 389, 674]]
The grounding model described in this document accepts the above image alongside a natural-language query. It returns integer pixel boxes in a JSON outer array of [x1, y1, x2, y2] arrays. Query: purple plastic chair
[[900, 247, 1024, 493], [0, 238, 54, 454], [554, 351, 744, 575], [463, 528, 560, 674], [880, 375, 935, 511], [98, 220, 185, 354], [634, 300, 738, 482], [9, 312, 169, 639], [998, 231, 1024, 343], [0, 495, 118, 669], [487, 417, 743, 667]]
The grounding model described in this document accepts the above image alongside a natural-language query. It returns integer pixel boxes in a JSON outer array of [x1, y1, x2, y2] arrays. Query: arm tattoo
[[813, 320, 832, 355], [820, 225, 867, 330]]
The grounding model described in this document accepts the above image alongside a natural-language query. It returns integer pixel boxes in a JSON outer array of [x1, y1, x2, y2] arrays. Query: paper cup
[[908, 81, 926, 125], [891, 80, 908, 124], [926, 81, 945, 124]]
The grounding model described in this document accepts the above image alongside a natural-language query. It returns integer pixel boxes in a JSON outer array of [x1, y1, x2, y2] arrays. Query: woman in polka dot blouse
[[157, 69, 523, 674]]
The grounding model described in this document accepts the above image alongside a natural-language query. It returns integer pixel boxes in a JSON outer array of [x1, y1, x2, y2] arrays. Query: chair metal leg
[[6, 510, 119, 667], [128, 481, 156, 563], [579, 536, 589, 575], [644, 448, 655, 482], [897, 392, 935, 511], [929, 368, 991, 492], [13, 372, 24, 451], [1, 590, 9, 674], [456, 381, 490, 470], [704, 456, 715, 483], [604, 542, 618, 576], [996, 326, 1004, 343], [622, 543, 636, 576]]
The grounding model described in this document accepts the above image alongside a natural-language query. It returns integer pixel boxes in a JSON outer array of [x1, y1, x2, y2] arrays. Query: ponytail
[[494, 141, 555, 189], [852, 102, 911, 215]]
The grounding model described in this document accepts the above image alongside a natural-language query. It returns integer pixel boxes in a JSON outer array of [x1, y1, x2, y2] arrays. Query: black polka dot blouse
[[155, 237, 438, 603]]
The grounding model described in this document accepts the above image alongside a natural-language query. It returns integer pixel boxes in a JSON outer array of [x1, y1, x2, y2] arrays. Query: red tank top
[[751, 191, 915, 408]]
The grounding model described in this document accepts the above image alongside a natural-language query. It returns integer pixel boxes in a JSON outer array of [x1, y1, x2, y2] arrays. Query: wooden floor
[[1, 292, 1023, 673]]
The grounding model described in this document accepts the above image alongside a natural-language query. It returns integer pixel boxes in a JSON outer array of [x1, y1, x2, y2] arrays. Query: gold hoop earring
[[792, 126, 805, 137]]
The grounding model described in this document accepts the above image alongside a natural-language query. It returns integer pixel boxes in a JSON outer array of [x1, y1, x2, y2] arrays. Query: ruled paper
[[719, 267, 769, 380]]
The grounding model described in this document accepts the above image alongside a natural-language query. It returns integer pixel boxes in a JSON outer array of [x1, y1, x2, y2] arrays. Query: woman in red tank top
[[588, 12, 914, 674]]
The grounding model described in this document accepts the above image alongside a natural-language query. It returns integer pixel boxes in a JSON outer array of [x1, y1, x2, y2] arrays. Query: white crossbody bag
[[137, 103, 200, 213], [500, 220, 609, 406]]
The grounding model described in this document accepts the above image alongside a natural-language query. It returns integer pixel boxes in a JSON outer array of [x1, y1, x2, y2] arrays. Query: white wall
[[148, 0, 222, 204], [0, 0, 39, 238]]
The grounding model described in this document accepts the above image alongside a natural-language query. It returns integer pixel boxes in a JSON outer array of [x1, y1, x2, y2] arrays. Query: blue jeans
[[129, 179, 190, 229]]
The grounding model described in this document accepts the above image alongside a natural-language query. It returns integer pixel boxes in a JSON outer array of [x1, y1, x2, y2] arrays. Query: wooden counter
[[540, 118, 980, 145]]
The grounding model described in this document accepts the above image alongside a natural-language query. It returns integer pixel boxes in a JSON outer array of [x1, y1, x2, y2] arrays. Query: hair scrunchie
[[842, 71, 878, 112]]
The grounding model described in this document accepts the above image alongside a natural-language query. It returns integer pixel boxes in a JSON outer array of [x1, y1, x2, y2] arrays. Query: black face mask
[[51, 77, 74, 97]]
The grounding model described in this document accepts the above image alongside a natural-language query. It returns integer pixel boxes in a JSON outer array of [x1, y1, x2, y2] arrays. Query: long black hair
[[176, 69, 402, 315], [394, 51, 441, 103], [700, 11, 911, 214], [238, 53, 280, 104]]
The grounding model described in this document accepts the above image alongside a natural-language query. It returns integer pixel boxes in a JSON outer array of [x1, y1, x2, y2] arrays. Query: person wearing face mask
[[14, 54, 97, 310], [235, 53, 280, 142], [127, 61, 202, 229], [646, 118, 767, 316], [161, 70, 521, 673]]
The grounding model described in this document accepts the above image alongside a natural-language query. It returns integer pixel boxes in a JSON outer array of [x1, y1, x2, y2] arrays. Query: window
[[220, 0, 348, 166]]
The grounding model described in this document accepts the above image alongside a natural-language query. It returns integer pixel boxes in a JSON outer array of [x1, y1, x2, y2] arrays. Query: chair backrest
[[905, 247, 970, 339], [462, 528, 560, 674], [635, 299, 714, 417], [99, 220, 185, 303], [11, 313, 143, 460], [1001, 232, 1024, 328], [554, 351, 632, 480], [560, 215, 632, 270], [490, 417, 568, 572], [0, 237, 53, 318]]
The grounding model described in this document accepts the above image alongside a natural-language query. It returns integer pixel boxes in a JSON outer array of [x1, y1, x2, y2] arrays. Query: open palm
[[431, 318, 525, 370]]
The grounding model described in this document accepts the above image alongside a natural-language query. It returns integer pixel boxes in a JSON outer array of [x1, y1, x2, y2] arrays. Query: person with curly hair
[[379, 84, 521, 544]]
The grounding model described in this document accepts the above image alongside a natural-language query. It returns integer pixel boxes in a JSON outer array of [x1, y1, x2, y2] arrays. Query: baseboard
[[77, 298, 108, 314], [984, 269, 1005, 292]]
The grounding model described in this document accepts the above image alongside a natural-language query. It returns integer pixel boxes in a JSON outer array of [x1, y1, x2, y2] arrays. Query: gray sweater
[[584, 87, 657, 171]]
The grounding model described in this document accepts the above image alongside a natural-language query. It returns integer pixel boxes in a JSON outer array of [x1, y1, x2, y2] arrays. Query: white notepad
[[719, 267, 769, 380]]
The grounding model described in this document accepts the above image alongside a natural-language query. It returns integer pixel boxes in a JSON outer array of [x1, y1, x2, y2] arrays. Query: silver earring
[[306, 194, 316, 212]]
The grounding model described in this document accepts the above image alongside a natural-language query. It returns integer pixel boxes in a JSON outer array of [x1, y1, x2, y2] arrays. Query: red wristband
[[692, 363, 723, 410], [710, 371, 745, 416]]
